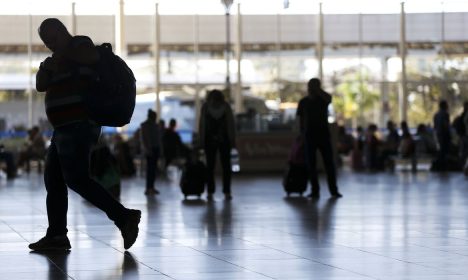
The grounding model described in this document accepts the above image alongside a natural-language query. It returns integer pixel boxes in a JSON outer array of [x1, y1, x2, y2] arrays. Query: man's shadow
[[283, 197, 338, 242], [29, 250, 70, 280]]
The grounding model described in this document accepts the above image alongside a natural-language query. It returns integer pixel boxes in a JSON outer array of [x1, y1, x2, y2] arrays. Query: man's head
[[38, 18, 71, 53], [307, 78, 321, 95], [439, 100, 448, 111], [386, 120, 395, 131], [169, 119, 177, 129], [147, 109, 157, 121]]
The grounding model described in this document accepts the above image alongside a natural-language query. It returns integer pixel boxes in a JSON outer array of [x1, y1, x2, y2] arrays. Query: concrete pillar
[[399, 2, 408, 122]]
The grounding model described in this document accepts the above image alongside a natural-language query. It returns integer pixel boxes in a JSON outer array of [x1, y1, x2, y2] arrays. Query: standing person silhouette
[[433, 100, 451, 168], [296, 78, 342, 199], [199, 90, 236, 201], [140, 109, 162, 195], [29, 18, 141, 251]]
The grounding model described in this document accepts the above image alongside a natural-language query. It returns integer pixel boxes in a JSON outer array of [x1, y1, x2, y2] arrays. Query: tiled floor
[[1, 171, 468, 279]]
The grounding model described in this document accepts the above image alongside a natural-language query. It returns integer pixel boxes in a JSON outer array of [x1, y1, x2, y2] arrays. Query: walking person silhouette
[[296, 78, 343, 199], [29, 18, 141, 251]]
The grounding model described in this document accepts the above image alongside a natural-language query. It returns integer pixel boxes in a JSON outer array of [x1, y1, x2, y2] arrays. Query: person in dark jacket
[[199, 89, 236, 201], [163, 119, 187, 168], [29, 18, 140, 251], [140, 109, 162, 195], [296, 78, 342, 199], [433, 100, 451, 166]]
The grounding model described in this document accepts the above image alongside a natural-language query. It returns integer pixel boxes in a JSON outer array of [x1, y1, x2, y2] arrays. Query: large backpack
[[84, 43, 136, 127]]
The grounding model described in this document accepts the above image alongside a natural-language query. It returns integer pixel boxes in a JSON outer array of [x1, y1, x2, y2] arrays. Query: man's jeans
[[45, 121, 127, 237], [145, 148, 160, 190]]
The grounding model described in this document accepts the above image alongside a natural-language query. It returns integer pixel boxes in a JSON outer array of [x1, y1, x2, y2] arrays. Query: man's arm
[[36, 57, 55, 92], [318, 90, 332, 104]]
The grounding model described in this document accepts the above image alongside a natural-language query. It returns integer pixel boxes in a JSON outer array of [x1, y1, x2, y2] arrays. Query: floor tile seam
[[74, 227, 176, 279], [355, 246, 467, 274], [0, 219, 33, 245], [407, 243, 468, 259], [169, 240, 276, 279], [256, 243, 378, 280]]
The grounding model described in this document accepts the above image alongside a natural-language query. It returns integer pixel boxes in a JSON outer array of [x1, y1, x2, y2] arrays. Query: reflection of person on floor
[[29, 18, 140, 251], [199, 89, 236, 201], [296, 78, 342, 199], [140, 109, 162, 195]]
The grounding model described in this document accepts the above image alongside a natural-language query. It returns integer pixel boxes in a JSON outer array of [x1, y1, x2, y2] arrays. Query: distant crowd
[[337, 100, 468, 173]]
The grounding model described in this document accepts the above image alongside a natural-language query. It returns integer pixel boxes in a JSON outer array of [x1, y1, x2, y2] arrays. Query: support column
[[235, 3, 243, 114], [276, 12, 282, 100], [115, 0, 126, 57], [399, 2, 408, 122], [27, 14, 33, 128], [381, 57, 389, 127], [71, 2, 77, 36], [317, 2, 324, 81], [193, 14, 201, 133], [440, 1, 447, 101], [154, 3, 161, 118]]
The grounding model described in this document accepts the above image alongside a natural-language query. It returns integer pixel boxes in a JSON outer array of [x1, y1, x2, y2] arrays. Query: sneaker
[[119, 209, 141, 250], [144, 188, 159, 195], [331, 192, 343, 198], [307, 193, 320, 199], [28, 235, 71, 251]]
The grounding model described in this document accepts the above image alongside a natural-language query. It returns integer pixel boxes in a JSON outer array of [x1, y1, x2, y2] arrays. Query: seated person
[[337, 125, 354, 155], [0, 144, 17, 179], [415, 124, 437, 156], [17, 126, 46, 172], [399, 121, 415, 158]]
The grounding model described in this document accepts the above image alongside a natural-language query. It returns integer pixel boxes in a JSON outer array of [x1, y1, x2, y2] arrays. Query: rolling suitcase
[[180, 160, 207, 199], [283, 163, 308, 196], [283, 135, 308, 196]]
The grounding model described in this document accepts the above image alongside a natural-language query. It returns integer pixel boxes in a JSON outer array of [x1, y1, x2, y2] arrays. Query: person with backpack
[[199, 89, 236, 201], [296, 78, 342, 199], [29, 18, 141, 251]]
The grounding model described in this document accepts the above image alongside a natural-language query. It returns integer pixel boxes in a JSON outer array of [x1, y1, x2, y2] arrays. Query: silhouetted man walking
[[296, 78, 342, 199], [140, 109, 162, 195], [29, 18, 141, 251]]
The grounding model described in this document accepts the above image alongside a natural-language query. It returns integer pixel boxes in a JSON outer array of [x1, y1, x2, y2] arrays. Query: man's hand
[[41, 57, 57, 72]]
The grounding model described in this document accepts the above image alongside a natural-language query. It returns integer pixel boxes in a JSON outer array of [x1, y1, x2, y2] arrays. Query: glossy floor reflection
[[1, 171, 468, 279]]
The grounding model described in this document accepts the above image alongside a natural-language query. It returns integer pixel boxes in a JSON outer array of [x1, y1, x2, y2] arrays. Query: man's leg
[[55, 122, 128, 226], [219, 143, 232, 195], [205, 144, 217, 195], [28, 139, 71, 250], [44, 140, 68, 237], [145, 153, 156, 191], [305, 135, 320, 196], [318, 137, 340, 196], [55, 122, 140, 249]]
